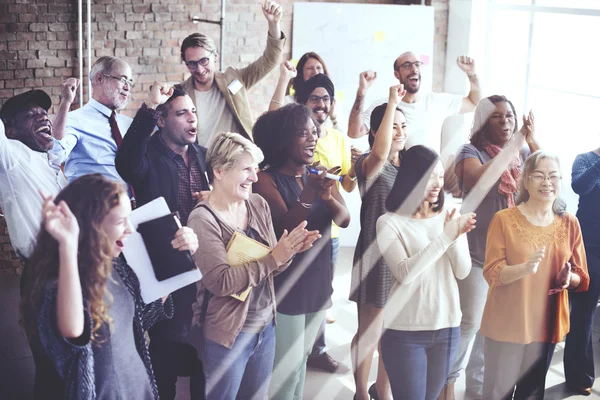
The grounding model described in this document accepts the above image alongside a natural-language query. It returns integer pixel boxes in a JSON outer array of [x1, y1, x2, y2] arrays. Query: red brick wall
[[0, 0, 449, 274]]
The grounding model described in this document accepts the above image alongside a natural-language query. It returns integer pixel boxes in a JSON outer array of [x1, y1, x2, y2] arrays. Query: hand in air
[[262, 0, 283, 24], [40, 190, 80, 247], [280, 60, 297, 81], [146, 82, 175, 109], [358, 70, 377, 94], [388, 84, 407, 106], [456, 55, 476, 76], [60, 78, 80, 105]]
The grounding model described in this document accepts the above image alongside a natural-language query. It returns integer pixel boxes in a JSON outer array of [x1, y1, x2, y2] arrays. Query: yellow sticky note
[[374, 31, 385, 42], [335, 90, 344, 103], [290, 59, 299, 67]]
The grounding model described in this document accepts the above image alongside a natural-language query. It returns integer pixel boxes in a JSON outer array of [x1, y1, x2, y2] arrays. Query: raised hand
[[456, 55, 476, 77], [60, 78, 79, 105], [388, 84, 407, 106], [279, 60, 297, 81], [41, 191, 79, 247], [350, 146, 363, 168], [171, 226, 199, 254], [271, 220, 309, 266], [262, 0, 282, 24], [523, 247, 545, 275], [145, 82, 174, 109], [520, 110, 535, 142], [549, 262, 571, 295], [358, 70, 377, 95], [443, 209, 476, 241]]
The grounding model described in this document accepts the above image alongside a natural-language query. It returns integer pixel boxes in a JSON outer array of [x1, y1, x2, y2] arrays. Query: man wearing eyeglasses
[[58, 56, 135, 187], [348, 52, 482, 156], [180, 0, 285, 146]]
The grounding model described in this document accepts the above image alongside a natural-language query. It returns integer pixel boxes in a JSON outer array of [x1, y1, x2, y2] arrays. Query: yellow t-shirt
[[313, 126, 352, 239]]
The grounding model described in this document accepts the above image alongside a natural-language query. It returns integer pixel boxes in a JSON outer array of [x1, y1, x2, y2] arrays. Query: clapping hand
[[443, 209, 476, 241], [549, 262, 571, 295], [271, 221, 321, 266], [523, 247, 545, 275], [41, 191, 79, 247]]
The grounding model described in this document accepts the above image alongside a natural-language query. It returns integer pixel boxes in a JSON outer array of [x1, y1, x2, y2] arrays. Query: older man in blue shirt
[[58, 56, 134, 187]]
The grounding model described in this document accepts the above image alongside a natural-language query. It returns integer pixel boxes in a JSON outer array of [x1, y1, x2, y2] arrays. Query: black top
[[265, 169, 333, 315], [115, 105, 210, 341]]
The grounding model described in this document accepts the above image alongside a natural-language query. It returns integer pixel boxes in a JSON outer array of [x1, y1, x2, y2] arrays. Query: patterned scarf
[[482, 140, 521, 207]]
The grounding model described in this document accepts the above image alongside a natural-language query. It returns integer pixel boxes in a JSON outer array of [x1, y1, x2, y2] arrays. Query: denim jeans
[[564, 245, 600, 388], [483, 337, 555, 400], [270, 311, 325, 400], [312, 237, 340, 355], [446, 265, 488, 398], [382, 327, 460, 400], [203, 322, 276, 400]]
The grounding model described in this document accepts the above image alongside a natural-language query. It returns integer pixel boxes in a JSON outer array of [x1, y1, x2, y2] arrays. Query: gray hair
[[516, 150, 567, 216], [206, 132, 264, 182], [89, 56, 125, 83]]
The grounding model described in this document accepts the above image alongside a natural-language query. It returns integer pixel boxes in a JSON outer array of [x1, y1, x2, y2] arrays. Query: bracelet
[[299, 201, 312, 209], [467, 73, 477, 78], [270, 99, 283, 106]]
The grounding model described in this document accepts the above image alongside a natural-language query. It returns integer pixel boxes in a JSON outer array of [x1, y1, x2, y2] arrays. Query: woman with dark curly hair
[[20, 174, 198, 400], [253, 103, 350, 399]]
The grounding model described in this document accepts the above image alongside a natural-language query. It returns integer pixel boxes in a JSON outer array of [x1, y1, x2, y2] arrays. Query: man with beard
[[348, 52, 481, 155], [295, 74, 355, 374], [58, 56, 134, 187], [116, 83, 209, 400], [0, 81, 77, 259], [180, 0, 285, 146]]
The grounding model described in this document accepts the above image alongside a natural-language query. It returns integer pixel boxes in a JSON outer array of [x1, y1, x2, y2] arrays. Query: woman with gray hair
[[480, 151, 589, 399], [187, 131, 319, 400]]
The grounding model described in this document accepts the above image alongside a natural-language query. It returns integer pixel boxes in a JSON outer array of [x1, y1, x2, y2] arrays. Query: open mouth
[[35, 124, 52, 140], [304, 146, 315, 158], [408, 74, 420, 84], [116, 239, 125, 251], [187, 127, 197, 136]]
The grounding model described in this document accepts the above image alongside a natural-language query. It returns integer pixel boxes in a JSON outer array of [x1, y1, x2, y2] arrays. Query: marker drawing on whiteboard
[[307, 167, 343, 182]]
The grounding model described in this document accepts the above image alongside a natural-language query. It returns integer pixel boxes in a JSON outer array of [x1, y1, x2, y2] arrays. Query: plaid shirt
[[157, 134, 202, 224]]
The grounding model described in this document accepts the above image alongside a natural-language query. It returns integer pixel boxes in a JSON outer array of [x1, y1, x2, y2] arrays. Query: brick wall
[[0, 0, 449, 275]]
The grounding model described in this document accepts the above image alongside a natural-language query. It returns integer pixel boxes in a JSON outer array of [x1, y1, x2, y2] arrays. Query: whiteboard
[[293, 3, 435, 247]]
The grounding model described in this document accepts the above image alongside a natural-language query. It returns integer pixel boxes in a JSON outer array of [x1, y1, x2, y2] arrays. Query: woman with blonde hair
[[481, 151, 589, 399], [188, 131, 319, 400]]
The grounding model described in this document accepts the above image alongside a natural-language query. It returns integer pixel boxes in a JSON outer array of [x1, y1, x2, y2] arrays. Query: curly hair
[[21, 174, 127, 343], [253, 103, 316, 170], [469, 95, 518, 150]]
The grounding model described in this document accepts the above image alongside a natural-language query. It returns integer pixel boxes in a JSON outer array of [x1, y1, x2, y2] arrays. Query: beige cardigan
[[182, 32, 286, 142], [187, 194, 290, 348]]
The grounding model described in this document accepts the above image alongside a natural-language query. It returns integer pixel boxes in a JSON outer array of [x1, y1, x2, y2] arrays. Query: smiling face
[[524, 157, 561, 205], [306, 87, 330, 126], [424, 160, 444, 205], [302, 57, 324, 81], [7, 104, 54, 152], [390, 109, 408, 154], [94, 60, 133, 110], [486, 101, 516, 145], [290, 118, 318, 165], [184, 46, 216, 89], [394, 52, 421, 94], [213, 152, 259, 202], [158, 95, 198, 147], [101, 192, 133, 257]]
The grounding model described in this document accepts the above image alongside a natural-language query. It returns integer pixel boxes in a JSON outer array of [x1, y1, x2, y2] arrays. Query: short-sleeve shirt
[[362, 92, 463, 154], [455, 143, 530, 268], [313, 126, 352, 239]]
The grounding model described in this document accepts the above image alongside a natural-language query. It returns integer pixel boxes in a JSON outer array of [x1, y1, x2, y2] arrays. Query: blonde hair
[[206, 132, 264, 182], [516, 150, 567, 215]]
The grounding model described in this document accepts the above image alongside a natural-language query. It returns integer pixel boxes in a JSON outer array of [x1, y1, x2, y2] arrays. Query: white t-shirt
[[195, 86, 242, 147], [363, 92, 463, 154], [376, 208, 471, 331]]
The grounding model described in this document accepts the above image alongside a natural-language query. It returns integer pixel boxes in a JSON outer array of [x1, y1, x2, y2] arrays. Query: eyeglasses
[[102, 74, 135, 89], [184, 51, 214, 70], [528, 174, 562, 184], [307, 95, 330, 104], [398, 61, 423, 70]]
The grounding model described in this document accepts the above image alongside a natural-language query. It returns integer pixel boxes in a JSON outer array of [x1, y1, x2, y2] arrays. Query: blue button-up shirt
[[58, 98, 133, 184]]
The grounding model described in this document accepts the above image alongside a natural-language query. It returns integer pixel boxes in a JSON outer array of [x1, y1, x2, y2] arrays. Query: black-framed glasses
[[307, 95, 331, 104], [102, 74, 135, 89], [184, 51, 215, 70], [398, 61, 423, 70]]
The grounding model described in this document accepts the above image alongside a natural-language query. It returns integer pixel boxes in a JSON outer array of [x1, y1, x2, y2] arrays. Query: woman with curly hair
[[253, 103, 350, 399], [20, 173, 198, 400]]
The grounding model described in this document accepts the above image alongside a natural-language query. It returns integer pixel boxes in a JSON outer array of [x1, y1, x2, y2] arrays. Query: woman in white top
[[376, 145, 476, 400]]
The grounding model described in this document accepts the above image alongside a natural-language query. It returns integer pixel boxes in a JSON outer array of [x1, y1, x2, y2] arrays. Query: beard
[[106, 89, 129, 110]]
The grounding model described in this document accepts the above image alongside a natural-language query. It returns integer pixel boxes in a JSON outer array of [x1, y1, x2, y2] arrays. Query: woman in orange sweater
[[480, 150, 589, 400]]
